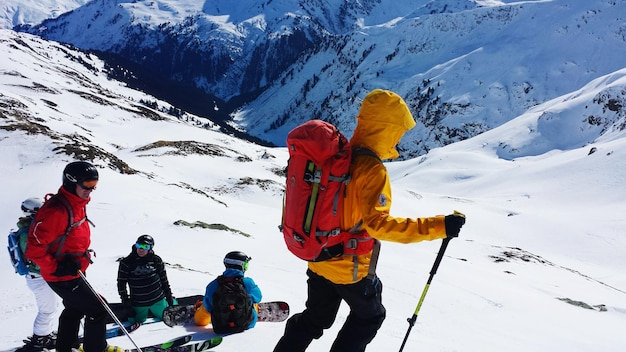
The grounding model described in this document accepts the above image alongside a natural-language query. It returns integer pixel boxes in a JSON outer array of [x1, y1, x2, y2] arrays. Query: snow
[[0, 0, 89, 29], [1, 27, 626, 352]]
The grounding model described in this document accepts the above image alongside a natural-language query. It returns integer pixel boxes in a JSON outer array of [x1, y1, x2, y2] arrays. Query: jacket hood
[[350, 89, 415, 160]]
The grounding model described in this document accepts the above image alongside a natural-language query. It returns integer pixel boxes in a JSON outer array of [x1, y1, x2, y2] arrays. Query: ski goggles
[[79, 180, 98, 191], [224, 258, 250, 271], [135, 243, 152, 250], [21, 205, 38, 215]]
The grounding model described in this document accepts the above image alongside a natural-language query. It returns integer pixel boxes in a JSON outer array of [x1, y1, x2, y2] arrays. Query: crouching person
[[194, 251, 262, 334]]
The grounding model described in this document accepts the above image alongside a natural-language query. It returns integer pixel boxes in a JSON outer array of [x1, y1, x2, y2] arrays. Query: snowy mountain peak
[[5, 1, 626, 157]]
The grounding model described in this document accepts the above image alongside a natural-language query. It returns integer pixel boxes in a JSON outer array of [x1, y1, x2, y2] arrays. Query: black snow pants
[[273, 269, 386, 352], [48, 277, 108, 352]]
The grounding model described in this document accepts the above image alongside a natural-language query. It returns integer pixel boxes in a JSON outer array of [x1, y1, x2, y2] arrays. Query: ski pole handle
[[429, 237, 450, 277]]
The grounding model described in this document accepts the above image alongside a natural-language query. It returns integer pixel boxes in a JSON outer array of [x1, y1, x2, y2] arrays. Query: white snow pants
[[25, 275, 59, 336]]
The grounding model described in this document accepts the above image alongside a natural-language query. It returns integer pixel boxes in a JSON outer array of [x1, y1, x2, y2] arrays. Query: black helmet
[[63, 161, 99, 191], [224, 251, 251, 271], [21, 197, 43, 215], [136, 234, 155, 247]]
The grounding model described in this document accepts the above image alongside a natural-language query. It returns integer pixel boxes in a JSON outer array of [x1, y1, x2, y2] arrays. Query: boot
[[17, 332, 57, 352], [78, 345, 123, 352]]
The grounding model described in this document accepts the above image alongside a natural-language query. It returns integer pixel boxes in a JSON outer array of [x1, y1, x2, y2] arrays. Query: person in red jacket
[[26, 161, 120, 352]]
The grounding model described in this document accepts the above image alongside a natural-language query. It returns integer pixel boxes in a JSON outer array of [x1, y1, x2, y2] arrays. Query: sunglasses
[[135, 243, 151, 250], [79, 180, 98, 191]]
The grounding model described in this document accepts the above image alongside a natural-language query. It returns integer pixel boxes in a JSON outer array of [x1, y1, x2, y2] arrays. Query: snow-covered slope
[[0, 0, 88, 29], [1, 29, 625, 351]]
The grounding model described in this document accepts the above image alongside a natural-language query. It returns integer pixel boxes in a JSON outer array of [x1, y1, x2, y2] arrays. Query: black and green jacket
[[117, 248, 173, 307]]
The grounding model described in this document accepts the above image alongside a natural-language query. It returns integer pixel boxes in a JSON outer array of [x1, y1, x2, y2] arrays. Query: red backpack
[[281, 120, 375, 262]]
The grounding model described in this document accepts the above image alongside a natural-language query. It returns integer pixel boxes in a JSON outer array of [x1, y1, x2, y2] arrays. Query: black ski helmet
[[136, 234, 155, 247], [223, 251, 251, 271], [62, 161, 99, 192]]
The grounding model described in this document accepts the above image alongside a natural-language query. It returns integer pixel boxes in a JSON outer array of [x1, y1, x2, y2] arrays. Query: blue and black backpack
[[7, 219, 33, 276]]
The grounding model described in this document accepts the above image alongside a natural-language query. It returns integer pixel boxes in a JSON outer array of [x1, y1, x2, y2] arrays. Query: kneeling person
[[117, 235, 175, 323]]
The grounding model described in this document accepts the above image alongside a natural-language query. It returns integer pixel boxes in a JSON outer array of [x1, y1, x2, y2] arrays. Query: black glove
[[52, 257, 81, 277], [166, 296, 175, 306], [121, 296, 132, 308], [444, 211, 466, 238]]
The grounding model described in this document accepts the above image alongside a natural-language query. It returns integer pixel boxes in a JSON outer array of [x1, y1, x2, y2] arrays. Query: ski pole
[[78, 271, 143, 352], [398, 237, 452, 352]]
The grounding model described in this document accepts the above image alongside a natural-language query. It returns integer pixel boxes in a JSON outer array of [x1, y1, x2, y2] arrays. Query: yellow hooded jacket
[[308, 89, 447, 284]]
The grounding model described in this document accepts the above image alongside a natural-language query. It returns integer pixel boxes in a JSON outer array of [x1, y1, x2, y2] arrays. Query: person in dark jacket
[[26, 161, 120, 352], [117, 234, 175, 324]]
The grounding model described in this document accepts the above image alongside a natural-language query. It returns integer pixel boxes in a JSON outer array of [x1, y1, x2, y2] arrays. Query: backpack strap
[[46, 194, 95, 263], [350, 147, 383, 281], [367, 240, 381, 279], [352, 147, 380, 162], [350, 240, 381, 282], [342, 146, 381, 238], [305, 159, 351, 237]]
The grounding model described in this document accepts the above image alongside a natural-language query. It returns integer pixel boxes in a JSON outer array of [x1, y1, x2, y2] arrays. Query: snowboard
[[256, 301, 290, 322], [105, 321, 142, 339], [163, 301, 290, 327], [106, 295, 204, 324]]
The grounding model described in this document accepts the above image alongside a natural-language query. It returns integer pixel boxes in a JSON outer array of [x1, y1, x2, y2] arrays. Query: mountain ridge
[[4, 0, 626, 158]]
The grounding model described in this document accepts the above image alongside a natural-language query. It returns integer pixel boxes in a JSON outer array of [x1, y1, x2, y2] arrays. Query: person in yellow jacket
[[273, 89, 466, 352]]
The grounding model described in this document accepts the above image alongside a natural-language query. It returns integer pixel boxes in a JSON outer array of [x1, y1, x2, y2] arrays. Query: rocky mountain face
[[13, 0, 626, 157]]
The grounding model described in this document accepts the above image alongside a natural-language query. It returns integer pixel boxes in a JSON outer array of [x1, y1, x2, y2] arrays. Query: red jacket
[[26, 186, 92, 282]]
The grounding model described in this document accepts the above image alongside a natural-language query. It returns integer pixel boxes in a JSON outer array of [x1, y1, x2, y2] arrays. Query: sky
[[1, 28, 626, 352]]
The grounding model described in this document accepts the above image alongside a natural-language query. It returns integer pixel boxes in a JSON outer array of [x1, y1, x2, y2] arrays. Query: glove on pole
[[78, 271, 143, 352], [398, 237, 452, 352]]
